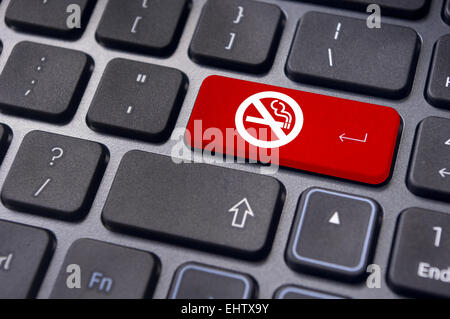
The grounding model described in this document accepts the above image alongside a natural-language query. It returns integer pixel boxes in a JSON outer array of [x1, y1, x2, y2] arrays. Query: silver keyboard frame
[[0, 0, 448, 299]]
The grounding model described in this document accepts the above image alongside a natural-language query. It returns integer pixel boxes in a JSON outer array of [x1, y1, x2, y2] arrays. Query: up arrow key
[[229, 198, 255, 229], [329, 212, 341, 225]]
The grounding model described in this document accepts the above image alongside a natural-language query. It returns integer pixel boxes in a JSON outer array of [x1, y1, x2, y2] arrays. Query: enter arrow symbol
[[228, 198, 254, 229], [439, 168, 450, 178], [339, 133, 368, 143]]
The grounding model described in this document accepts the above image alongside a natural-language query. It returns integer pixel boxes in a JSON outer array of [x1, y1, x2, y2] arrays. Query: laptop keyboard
[[0, 0, 449, 299]]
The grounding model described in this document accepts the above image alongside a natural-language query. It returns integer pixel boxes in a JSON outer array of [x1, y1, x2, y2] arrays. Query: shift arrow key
[[102, 151, 285, 259], [228, 198, 255, 229]]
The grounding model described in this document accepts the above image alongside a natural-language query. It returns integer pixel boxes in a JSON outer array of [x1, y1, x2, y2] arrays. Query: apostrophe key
[[50, 239, 160, 299], [286, 12, 420, 99], [0, 220, 54, 299], [87, 58, 187, 143], [168, 263, 256, 299], [0, 42, 92, 123], [96, 0, 190, 56], [1, 131, 108, 221], [102, 151, 284, 260], [5, 0, 96, 39], [189, 0, 284, 73]]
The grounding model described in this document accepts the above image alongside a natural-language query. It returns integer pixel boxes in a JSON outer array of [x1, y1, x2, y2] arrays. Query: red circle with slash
[[235, 91, 304, 148]]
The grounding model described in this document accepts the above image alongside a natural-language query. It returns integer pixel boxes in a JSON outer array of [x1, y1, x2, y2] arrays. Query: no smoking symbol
[[235, 91, 304, 149]]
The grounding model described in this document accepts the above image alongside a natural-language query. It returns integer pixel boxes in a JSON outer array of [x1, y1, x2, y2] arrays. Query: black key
[[444, 1, 450, 24], [0, 220, 54, 299], [274, 285, 344, 299], [426, 35, 450, 109], [50, 239, 159, 299], [286, 188, 381, 281], [286, 12, 420, 99], [96, 0, 190, 56], [1, 131, 108, 220], [388, 208, 450, 298], [189, 0, 284, 73], [0, 42, 92, 123], [407, 117, 450, 202], [87, 58, 187, 143], [102, 151, 284, 259], [0, 124, 12, 165], [168, 263, 256, 299], [5, 0, 96, 39], [296, 0, 429, 20]]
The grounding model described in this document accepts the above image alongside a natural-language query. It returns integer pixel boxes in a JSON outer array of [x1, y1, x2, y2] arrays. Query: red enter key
[[186, 76, 401, 185]]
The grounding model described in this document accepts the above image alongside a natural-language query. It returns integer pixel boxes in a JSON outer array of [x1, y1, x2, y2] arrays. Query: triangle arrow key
[[329, 212, 341, 225]]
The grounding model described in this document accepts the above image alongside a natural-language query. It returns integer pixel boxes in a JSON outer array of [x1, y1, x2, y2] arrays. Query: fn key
[[50, 239, 160, 299]]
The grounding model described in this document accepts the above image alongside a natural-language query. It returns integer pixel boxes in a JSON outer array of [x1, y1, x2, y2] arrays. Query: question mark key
[[1, 131, 108, 220]]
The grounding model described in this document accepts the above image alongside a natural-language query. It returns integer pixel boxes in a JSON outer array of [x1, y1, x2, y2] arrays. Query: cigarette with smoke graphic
[[244, 99, 294, 130]]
